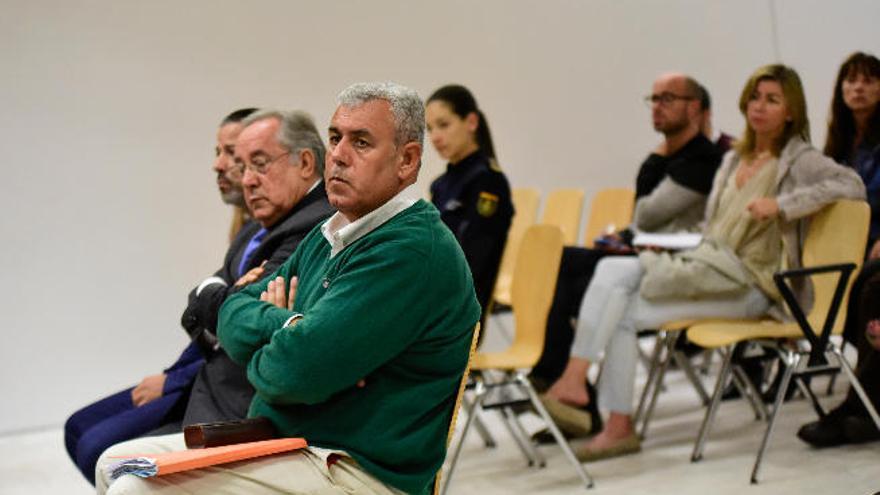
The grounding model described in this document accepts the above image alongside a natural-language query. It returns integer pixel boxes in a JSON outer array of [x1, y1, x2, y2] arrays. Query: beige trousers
[[95, 433, 405, 495]]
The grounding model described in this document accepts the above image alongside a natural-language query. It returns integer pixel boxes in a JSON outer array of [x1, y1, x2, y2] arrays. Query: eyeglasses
[[234, 151, 292, 175], [644, 93, 695, 107]]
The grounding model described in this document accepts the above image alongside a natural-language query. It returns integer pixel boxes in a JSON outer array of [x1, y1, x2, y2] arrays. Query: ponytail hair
[[427, 84, 497, 160]]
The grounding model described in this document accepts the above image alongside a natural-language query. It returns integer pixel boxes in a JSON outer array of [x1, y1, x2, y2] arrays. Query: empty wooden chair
[[541, 188, 585, 245], [493, 188, 540, 307]]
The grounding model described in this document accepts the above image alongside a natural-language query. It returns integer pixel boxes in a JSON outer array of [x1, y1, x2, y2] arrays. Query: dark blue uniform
[[430, 151, 514, 321]]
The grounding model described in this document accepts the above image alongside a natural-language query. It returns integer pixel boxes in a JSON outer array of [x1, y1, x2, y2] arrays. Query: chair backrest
[[541, 188, 585, 245], [582, 188, 635, 247], [508, 224, 565, 365], [492, 188, 541, 305], [433, 323, 481, 495], [802, 199, 870, 332]]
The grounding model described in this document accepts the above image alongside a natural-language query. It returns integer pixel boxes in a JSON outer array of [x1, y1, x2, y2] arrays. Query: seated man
[[96, 82, 481, 495], [64, 107, 256, 484], [530, 73, 724, 426], [179, 109, 335, 427]]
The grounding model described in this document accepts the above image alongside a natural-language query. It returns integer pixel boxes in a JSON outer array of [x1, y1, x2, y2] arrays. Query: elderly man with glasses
[[179, 109, 335, 429]]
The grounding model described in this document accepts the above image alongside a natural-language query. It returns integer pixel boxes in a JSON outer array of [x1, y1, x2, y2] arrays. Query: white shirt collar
[[321, 191, 417, 258], [306, 179, 321, 194]]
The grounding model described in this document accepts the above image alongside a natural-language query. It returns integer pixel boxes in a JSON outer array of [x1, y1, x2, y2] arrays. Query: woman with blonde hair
[[542, 64, 865, 460]]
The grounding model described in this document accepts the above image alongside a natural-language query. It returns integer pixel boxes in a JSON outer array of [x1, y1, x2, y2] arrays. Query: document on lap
[[632, 232, 702, 251], [105, 438, 307, 480]]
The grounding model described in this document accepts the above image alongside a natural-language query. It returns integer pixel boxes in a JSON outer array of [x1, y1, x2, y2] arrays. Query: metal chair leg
[[518, 374, 594, 489], [751, 350, 797, 484], [441, 381, 488, 495], [830, 347, 880, 430], [471, 410, 497, 448], [639, 331, 677, 439], [673, 349, 710, 405], [634, 331, 666, 424], [498, 405, 544, 467], [731, 364, 767, 421], [699, 349, 713, 375], [692, 346, 734, 462], [825, 370, 839, 396]]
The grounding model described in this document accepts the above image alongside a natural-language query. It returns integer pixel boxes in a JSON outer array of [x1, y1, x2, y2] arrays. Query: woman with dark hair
[[798, 51, 880, 448], [426, 85, 513, 324], [541, 64, 865, 461], [825, 51, 880, 253]]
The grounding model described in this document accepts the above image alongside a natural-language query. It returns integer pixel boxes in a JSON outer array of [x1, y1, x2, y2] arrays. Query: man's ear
[[298, 149, 316, 178], [398, 142, 422, 183]]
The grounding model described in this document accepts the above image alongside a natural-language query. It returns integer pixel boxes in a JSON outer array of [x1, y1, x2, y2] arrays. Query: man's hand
[[747, 197, 779, 221], [597, 232, 635, 254], [131, 373, 166, 407], [235, 261, 266, 287], [869, 239, 880, 261], [867, 319, 880, 352], [260, 276, 297, 311]]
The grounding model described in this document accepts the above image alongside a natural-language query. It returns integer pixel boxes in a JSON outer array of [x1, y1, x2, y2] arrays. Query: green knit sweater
[[218, 200, 480, 494]]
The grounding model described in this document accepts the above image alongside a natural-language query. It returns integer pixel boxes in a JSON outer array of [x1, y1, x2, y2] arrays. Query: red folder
[[110, 437, 307, 477]]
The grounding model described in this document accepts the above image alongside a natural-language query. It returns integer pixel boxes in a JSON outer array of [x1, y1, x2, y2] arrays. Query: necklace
[[744, 150, 771, 167]]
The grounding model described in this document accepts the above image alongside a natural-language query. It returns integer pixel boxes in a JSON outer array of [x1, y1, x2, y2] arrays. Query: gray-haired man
[[97, 84, 480, 495], [179, 109, 336, 429]]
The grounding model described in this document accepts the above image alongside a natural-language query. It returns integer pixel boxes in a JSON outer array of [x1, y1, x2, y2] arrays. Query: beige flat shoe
[[539, 395, 592, 437], [575, 433, 641, 462]]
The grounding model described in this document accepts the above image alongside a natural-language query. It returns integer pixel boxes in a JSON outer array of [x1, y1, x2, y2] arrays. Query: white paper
[[631, 232, 702, 250]]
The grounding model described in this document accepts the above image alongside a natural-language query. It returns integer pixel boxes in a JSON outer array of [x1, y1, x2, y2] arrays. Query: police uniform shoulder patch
[[477, 191, 499, 217]]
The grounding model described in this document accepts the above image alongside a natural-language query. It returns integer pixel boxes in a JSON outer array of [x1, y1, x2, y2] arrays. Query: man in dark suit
[[180, 109, 335, 426]]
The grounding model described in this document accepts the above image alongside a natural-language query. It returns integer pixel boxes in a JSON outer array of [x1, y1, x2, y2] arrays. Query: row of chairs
[[493, 187, 635, 308], [438, 195, 880, 493], [441, 186, 641, 493]]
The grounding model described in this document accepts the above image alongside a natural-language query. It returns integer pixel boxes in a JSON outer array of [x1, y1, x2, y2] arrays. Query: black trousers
[[530, 247, 623, 384], [839, 258, 880, 415]]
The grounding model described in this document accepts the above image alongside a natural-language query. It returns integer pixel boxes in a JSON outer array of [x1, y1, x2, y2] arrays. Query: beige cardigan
[[703, 137, 865, 316]]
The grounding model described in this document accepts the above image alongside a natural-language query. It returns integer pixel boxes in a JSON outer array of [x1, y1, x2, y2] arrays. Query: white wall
[[1, 0, 878, 434]]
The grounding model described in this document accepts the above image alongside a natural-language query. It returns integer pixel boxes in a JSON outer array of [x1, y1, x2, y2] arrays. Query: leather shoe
[[796, 414, 847, 448], [539, 396, 593, 437], [843, 415, 880, 444]]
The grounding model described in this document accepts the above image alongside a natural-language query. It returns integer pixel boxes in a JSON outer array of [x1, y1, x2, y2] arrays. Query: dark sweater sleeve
[[664, 138, 721, 195]]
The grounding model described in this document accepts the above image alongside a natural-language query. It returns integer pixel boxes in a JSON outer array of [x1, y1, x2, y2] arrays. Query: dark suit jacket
[[181, 182, 335, 426]]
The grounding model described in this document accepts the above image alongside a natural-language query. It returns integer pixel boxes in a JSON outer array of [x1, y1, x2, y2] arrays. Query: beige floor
[[2, 317, 878, 494]]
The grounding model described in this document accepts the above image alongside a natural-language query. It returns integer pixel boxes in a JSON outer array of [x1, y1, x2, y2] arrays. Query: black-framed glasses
[[644, 93, 695, 107], [234, 151, 292, 175]]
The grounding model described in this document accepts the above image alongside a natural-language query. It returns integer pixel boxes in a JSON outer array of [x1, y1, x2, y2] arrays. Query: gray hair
[[241, 109, 326, 175], [336, 81, 425, 147]]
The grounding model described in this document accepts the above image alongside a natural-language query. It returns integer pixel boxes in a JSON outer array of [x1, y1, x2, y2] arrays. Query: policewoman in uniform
[[426, 84, 514, 324]]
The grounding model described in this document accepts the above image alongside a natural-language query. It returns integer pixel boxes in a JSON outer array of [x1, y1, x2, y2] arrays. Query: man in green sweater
[[96, 82, 481, 495]]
